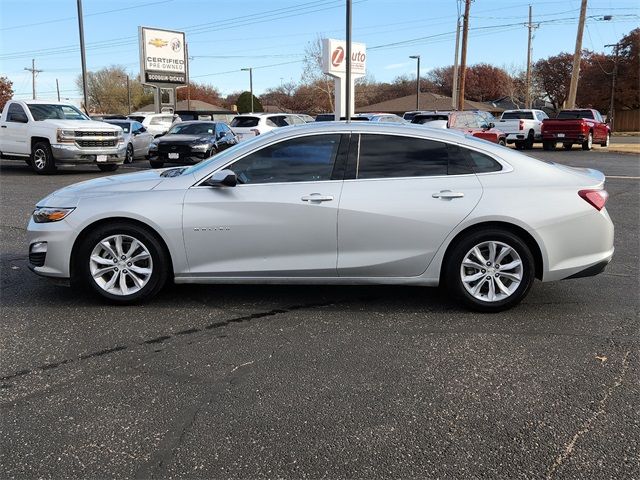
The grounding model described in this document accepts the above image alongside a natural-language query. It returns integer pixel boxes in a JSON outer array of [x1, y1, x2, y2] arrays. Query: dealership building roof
[[356, 92, 504, 115]]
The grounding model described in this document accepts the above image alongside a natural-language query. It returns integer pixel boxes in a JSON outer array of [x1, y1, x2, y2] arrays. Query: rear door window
[[230, 117, 259, 128]]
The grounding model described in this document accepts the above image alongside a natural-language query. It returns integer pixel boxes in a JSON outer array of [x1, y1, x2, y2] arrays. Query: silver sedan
[[27, 122, 614, 311], [105, 120, 155, 163]]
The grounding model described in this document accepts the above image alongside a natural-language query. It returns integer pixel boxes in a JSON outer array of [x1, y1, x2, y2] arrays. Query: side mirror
[[204, 169, 237, 187], [488, 122, 495, 129]]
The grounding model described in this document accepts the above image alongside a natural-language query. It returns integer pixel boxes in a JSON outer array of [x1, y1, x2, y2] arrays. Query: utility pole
[[525, 5, 536, 109], [410, 55, 420, 110], [451, 16, 461, 109], [566, 0, 588, 109], [241, 68, 253, 112], [457, 0, 471, 111], [186, 43, 191, 111], [77, 0, 90, 113], [24, 59, 43, 100], [605, 42, 620, 132], [56, 78, 60, 101]]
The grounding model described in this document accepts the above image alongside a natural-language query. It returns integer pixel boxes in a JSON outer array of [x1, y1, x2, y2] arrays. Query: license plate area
[[556, 133, 565, 138], [96, 155, 108, 162], [168, 152, 179, 159]]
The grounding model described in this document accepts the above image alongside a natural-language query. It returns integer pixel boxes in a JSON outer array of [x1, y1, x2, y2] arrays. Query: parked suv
[[127, 112, 181, 137], [230, 113, 306, 141], [412, 111, 506, 145]]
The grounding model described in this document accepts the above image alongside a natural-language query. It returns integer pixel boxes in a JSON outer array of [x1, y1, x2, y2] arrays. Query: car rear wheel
[[77, 223, 168, 303], [563, 143, 573, 150], [514, 141, 525, 150], [498, 138, 506, 146], [542, 140, 556, 151], [445, 229, 535, 312], [524, 131, 534, 149], [31, 141, 56, 174], [582, 132, 593, 151]]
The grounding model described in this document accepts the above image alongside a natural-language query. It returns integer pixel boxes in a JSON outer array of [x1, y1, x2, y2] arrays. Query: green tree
[[0, 76, 14, 111], [236, 91, 263, 113]]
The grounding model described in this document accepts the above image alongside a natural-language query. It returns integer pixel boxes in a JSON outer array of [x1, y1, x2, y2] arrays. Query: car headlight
[[56, 129, 75, 143], [149, 142, 158, 151], [117, 131, 124, 143], [32, 207, 75, 223], [190, 143, 211, 152]]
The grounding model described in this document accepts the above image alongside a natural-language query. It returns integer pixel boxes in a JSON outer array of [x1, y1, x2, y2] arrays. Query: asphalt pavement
[[1, 147, 638, 479]]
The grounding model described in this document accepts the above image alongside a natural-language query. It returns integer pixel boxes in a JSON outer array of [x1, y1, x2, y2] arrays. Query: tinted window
[[502, 111, 534, 120], [466, 149, 502, 173], [231, 134, 341, 185], [7, 103, 27, 122], [128, 115, 146, 123], [231, 117, 259, 128], [557, 110, 594, 120], [357, 135, 449, 179], [106, 121, 130, 133]]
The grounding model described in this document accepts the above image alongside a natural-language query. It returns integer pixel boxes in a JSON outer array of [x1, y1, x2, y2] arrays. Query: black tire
[[582, 132, 593, 151], [498, 138, 506, 146], [514, 141, 525, 150], [542, 140, 556, 151], [125, 143, 134, 164], [563, 143, 573, 151], [444, 229, 536, 312], [524, 131, 535, 150], [75, 222, 168, 304], [150, 160, 164, 168], [98, 164, 119, 172], [601, 133, 610, 147], [31, 141, 56, 174]]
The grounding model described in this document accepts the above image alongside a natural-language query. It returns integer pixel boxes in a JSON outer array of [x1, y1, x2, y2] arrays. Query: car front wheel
[[76, 223, 168, 303], [31, 141, 56, 174], [445, 229, 535, 312]]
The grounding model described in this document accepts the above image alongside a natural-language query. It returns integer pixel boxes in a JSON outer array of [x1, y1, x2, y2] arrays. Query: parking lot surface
[[1, 148, 639, 479]]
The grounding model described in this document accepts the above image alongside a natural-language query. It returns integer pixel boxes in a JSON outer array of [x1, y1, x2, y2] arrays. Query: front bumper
[[27, 217, 75, 279], [148, 151, 209, 164], [51, 143, 126, 165]]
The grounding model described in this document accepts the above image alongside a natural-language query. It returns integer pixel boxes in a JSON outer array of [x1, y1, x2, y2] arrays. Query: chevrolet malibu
[[27, 123, 614, 311]]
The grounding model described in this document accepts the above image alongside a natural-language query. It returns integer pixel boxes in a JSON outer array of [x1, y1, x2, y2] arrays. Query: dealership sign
[[322, 38, 366, 77], [139, 26, 187, 85]]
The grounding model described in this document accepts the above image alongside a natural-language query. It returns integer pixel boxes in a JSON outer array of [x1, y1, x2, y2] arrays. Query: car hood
[[41, 119, 122, 131], [36, 170, 166, 206], [156, 134, 211, 143]]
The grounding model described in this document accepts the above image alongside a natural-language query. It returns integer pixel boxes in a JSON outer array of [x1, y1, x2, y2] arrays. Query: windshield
[[231, 117, 259, 128], [28, 104, 89, 121], [502, 111, 534, 120], [106, 121, 129, 133], [168, 123, 216, 135], [127, 115, 146, 123]]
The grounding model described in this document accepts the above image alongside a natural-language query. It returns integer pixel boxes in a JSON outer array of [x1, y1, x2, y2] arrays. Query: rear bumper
[[565, 258, 611, 279], [541, 133, 586, 143]]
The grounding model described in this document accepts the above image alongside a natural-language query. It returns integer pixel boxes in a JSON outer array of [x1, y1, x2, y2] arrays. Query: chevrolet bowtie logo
[[148, 38, 168, 48]]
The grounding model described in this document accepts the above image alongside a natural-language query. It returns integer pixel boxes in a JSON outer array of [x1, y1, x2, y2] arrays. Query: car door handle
[[1, 125, 6, 128], [301, 193, 334, 203], [432, 190, 464, 199]]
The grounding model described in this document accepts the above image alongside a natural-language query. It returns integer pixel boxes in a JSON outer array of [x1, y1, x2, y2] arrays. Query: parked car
[[297, 114, 316, 123], [412, 110, 507, 144], [351, 113, 406, 123], [541, 109, 610, 151], [147, 121, 237, 168], [127, 112, 181, 137], [27, 122, 613, 312], [0, 100, 125, 174], [104, 120, 155, 163], [498, 109, 548, 150], [230, 113, 306, 141]]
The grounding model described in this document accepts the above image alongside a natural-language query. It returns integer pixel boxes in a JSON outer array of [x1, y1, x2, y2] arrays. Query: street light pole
[[76, 0, 89, 114], [241, 68, 254, 113], [409, 55, 420, 110], [604, 42, 620, 132]]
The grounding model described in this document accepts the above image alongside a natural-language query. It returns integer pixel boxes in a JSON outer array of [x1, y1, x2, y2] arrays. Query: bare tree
[[302, 37, 334, 111]]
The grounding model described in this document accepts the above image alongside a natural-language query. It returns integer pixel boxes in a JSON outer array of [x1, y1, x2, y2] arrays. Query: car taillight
[[251, 128, 260, 136], [519, 120, 524, 130], [579, 189, 608, 211]]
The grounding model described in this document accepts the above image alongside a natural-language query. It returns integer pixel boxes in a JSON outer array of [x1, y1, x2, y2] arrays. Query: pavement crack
[[545, 350, 632, 480]]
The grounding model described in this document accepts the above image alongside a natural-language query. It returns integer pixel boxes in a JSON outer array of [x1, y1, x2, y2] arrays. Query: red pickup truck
[[541, 109, 610, 151]]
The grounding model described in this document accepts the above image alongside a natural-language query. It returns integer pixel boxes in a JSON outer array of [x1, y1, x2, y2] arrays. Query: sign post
[[322, 38, 366, 120], [139, 26, 187, 113]]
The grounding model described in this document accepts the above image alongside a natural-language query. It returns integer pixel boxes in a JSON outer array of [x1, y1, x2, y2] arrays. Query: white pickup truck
[[498, 109, 549, 150], [0, 100, 126, 174]]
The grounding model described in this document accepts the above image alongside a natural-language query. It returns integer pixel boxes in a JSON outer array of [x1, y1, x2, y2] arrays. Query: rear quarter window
[[466, 149, 503, 173], [231, 117, 260, 128]]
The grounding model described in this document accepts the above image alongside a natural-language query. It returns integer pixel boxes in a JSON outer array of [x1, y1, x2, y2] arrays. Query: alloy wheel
[[33, 148, 47, 170], [89, 234, 153, 296], [460, 241, 523, 303]]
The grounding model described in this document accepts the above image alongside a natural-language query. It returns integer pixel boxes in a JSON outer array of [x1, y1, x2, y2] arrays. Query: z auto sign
[[140, 27, 187, 85], [322, 38, 366, 77]]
